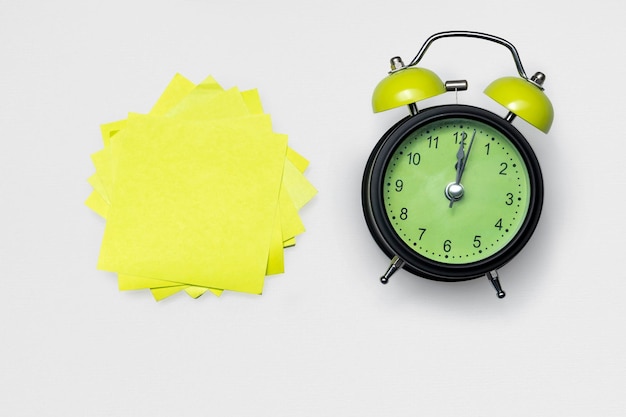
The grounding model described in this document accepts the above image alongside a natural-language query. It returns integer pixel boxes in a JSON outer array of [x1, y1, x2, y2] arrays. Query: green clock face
[[362, 105, 543, 282], [383, 117, 530, 264]]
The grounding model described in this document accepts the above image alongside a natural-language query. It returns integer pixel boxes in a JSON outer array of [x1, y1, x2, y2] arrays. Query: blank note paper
[[86, 74, 316, 301]]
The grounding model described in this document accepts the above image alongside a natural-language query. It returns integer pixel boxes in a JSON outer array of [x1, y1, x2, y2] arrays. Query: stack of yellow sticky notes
[[86, 74, 316, 301]]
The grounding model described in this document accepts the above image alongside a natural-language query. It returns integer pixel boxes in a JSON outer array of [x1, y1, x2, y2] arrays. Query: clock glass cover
[[363, 105, 543, 287]]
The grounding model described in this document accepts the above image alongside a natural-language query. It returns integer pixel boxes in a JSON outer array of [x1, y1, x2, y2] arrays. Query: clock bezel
[[362, 104, 543, 282]]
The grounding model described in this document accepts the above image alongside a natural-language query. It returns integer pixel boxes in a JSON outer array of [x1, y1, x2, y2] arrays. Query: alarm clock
[[362, 31, 553, 298]]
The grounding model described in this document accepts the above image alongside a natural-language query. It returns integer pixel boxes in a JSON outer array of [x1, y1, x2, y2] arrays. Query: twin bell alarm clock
[[362, 31, 554, 298]]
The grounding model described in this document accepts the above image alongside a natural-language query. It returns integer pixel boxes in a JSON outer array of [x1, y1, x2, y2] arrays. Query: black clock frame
[[362, 104, 544, 282]]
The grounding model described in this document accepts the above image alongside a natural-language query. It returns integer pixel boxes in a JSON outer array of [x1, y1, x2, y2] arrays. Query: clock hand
[[453, 133, 466, 185], [458, 129, 476, 184], [448, 130, 476, 207]]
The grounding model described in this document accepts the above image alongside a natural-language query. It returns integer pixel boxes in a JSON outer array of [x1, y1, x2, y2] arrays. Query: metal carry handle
[[408, 31, 529, 80]]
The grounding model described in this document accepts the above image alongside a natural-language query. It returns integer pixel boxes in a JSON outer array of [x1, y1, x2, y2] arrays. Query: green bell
[[484, 72, 554, 133], [372, 65, 446, 113]]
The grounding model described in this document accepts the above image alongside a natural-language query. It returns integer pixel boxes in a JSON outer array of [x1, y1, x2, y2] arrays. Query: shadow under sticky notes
[[87, 74, 316, 301]]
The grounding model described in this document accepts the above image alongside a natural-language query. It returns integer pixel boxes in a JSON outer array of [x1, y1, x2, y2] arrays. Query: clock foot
[[380, 255, 405, 284], [486, 270, 506, 298]]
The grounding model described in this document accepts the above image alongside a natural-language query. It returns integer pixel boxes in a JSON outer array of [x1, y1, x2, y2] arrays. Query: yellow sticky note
[[278, 181, 305, 242], [151, 286, 186, 301], [85, 190, 109, 218], [149, 73, 197, 116], [283, 158, 318, 210], [286, 147, 310, 173], [97, 114, 287, 294], [241, 89, 264, 115], [184, 286, 212, 299], [167, 87, 249, 120], [266, 208, 286, 276], [88, 74, 316, 300]]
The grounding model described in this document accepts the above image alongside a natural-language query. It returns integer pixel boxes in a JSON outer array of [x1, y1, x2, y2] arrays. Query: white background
[[1, 1, 624, 416]]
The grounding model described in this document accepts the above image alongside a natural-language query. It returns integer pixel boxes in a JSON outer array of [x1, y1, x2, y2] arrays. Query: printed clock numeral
[[407, 152, 421, 165]]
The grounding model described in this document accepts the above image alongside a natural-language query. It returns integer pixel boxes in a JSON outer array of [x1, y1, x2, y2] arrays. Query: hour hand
[[447, 133, 466, 207], [454, 134, 466, 184]]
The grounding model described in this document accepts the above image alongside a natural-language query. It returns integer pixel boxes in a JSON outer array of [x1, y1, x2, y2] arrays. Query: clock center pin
[[445, 182, 464, 202]]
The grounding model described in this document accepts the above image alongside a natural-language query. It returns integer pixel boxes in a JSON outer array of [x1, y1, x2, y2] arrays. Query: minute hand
[[456, 129, 476, 185]]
